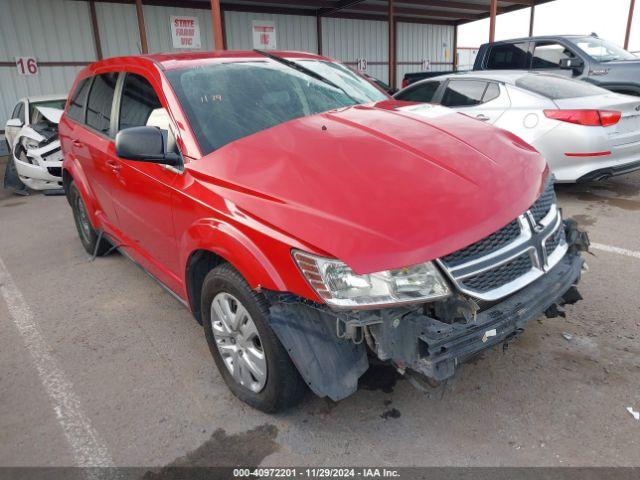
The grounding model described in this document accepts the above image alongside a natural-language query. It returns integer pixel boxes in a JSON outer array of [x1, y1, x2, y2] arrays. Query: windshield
[[294, 60, 388, 104], [167, 60, 386, 155], [571, 37, 636, 62], [516, 74, 608, 99], [30, 100, 66, 122]]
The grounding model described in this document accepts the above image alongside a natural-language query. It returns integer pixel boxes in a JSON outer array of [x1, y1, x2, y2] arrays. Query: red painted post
[[489, 0, 498, 43], [210, 0, 225, 50], [625, 0, 636, 50]]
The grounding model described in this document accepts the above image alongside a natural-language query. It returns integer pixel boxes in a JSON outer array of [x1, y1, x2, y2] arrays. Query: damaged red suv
[[59, 51, 588, 412]]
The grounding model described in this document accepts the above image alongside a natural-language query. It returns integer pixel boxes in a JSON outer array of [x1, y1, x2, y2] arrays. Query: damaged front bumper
[[266, 220, 587, 402], [368, 252, 583, 382], [267, 251, 583, 401]]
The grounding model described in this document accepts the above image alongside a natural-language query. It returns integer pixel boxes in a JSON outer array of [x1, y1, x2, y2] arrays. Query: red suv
[[60, 51, 587, 412]]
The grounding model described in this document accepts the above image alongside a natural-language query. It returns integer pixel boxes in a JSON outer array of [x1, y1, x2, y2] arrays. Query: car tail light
[[401, 78, 408, 88], [544, 109, 621, 127]]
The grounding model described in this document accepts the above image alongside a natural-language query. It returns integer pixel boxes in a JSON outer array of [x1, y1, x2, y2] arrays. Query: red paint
[[544, 109, 622, 127], [60, 52, 548, 310], [564, 151, 612, 157]]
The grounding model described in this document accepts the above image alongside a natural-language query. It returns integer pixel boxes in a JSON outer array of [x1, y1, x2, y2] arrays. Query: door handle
[[476, 114, 490, 122], [72, 140, 83, 147], [106, 159, 121, 172]]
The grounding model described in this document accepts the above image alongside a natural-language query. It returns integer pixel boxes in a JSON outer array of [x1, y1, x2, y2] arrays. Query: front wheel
[[202, 263, 307, 412], [69, 181, 112, 256]]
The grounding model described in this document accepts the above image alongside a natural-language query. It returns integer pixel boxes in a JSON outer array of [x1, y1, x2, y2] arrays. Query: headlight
[[293, 250, 450, 309], [21, 137, 41, 150]]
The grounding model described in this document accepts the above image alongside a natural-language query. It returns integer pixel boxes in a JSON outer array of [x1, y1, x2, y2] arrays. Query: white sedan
[[394, 72, 640, 183], [4, 95, 66, 190]]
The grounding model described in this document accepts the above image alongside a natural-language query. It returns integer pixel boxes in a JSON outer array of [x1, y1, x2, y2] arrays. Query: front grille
[[441, 219, 520, 267], [439, 177, 562, 301], [530, 179, 556, 223], [47, 167, 62, 177], [545, 225, 565, 257], [460, 254, 533, 293], [441, 180, 556, 269]]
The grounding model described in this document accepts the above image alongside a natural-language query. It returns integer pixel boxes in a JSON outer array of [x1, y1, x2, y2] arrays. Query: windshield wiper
[[254, 49, 356, 102]]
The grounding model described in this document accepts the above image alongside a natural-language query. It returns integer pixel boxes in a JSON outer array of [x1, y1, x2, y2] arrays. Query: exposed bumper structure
[[369, 252, 583, 382], [266, 220, 586, 402]]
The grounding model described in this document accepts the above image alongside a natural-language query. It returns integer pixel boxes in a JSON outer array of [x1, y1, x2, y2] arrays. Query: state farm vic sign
[[170, 16, 201, 49], [252, 20, 277, 50]]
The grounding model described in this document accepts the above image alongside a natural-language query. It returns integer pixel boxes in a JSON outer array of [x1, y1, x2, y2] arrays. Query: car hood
[[35, 106, 63, 124], [189, 101, 547, 274]]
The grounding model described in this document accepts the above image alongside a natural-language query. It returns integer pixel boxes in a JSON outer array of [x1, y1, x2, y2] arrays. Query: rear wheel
[[202, 263, 307, 412], [69, 181, 112, 256]]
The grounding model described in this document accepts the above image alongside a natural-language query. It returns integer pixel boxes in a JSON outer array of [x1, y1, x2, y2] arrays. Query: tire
[[69, 181, 112, 256], [202, 263, 307, 412]]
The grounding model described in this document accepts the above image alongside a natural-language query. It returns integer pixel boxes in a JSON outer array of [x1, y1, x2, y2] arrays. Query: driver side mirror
[[559, 57, 584, 73], [6, 118, 23, 128], [115, 126, 181, 167]]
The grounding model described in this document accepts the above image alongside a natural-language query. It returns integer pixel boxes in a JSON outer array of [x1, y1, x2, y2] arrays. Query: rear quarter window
[[67, 78, 91, 123], [483, 83, 500, 103], [516, 75, 607, 99]]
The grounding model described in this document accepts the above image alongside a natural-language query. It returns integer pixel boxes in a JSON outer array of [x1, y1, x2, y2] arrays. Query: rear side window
[[516, 74, 607, 99], [395, 81, 441, 102], [118, 74, 163, 131], [67, 78, 91, 123], [86, 73, 118, 135], [441, 80, 488, 107], [487, 43, 529, 69], [532, 42, 575, 69]]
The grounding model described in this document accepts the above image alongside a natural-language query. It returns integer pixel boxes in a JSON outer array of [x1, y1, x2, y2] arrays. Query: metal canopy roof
[[220, 0, 556, 25], [139, 0, 556, 26]]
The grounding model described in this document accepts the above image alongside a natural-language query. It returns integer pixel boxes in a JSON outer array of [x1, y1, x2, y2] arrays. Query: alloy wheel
[[210, 292, 267, 393]]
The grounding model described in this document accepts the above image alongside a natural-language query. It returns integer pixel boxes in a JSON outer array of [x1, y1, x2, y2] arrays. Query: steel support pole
[[135, 0, 148, 54], [210, 0, 225, 50], [625, 0, 636, 50], [489, 0, 498, 43]]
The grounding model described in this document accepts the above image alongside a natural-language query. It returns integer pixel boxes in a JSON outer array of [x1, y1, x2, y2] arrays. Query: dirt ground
[[0, 155, 639, 468]]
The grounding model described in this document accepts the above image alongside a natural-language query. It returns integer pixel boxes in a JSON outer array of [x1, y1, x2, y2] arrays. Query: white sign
[[170, 16, 201, 49], [357, 58, 368, 72], [422, 59, 431, 71], [15, 57, 38, 75], [252, 20, 277, 50]]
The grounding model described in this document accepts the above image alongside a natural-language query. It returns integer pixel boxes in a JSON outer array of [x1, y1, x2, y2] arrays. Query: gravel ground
[[0, 155, 639, 468]]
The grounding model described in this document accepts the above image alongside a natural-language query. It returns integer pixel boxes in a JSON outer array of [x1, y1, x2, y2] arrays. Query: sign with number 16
[[15, 57, 39, 76]]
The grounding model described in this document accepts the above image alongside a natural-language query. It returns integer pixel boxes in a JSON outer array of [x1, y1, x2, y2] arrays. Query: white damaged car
[[5, 96, 66, 191]]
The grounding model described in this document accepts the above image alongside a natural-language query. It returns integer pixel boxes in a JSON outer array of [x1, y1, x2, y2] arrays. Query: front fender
[[179, 218, 288, 294]]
